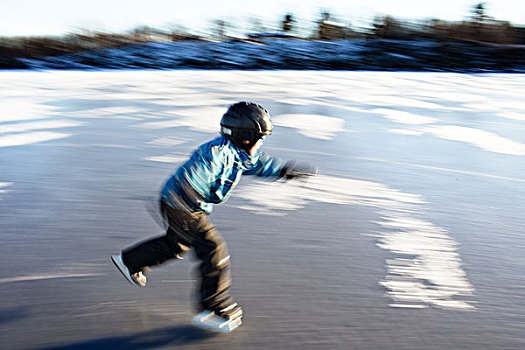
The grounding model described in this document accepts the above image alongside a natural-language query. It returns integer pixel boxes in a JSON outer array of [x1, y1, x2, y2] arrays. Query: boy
[[112, 102, 317, 333]]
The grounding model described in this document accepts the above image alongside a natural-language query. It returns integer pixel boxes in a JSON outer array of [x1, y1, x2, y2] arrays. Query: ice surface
[[236, 174, 476, 310], [1, 70, 523, 312]]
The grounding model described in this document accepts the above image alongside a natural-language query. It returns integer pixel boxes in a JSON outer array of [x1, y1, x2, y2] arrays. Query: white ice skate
[[192, 304, 243, 333], [111, 254, 147, 287]]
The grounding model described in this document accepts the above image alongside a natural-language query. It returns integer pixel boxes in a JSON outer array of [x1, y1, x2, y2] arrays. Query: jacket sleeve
[[243, 153, 284, 178]]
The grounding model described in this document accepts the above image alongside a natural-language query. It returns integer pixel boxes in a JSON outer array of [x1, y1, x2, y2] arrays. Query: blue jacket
[[161, 135, 283, 214]]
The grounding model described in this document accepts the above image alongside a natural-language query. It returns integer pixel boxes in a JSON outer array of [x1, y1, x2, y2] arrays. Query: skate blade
[[191, 311, 242, 333]]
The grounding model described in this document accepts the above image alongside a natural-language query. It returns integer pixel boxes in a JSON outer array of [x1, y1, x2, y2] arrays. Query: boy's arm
[[243, 153, 283, 178], [244, 154, 318, 180]]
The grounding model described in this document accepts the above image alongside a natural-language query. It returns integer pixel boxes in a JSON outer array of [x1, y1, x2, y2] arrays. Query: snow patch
[[0, 182, 12, 199], [146, 137, 188, 147], [0, 120, 84, 134], [135, 107, 224, 134], [372, 108, 437, 125], [421, 125, 525, 156], [389, 129, 425, 136], [0, 132, 71, 147], [144, 154, 188, 164], [377, 214, 475, 310], [274, 113, 347, 140]]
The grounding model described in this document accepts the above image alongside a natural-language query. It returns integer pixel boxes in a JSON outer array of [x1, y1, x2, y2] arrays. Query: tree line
[[1, 3, 523, 60]]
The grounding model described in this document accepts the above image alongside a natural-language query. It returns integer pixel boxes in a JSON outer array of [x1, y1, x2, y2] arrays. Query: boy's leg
[[121, 203, 191, 274], [189, 220, 243, 332], [119, 203, 236, 313], [122, 227, 190, 274], [192, 221, 235, 313], [161, 205, 236, 313]]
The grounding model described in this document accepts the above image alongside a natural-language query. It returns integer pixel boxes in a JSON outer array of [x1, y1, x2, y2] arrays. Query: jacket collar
[[221, 135, 260, 166]]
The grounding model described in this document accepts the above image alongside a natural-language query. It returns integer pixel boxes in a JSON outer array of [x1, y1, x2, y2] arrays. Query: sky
[[1, 0, 524, 37]]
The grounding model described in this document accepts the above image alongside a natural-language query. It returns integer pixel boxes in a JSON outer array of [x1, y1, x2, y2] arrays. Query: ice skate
[[192, 303, 243, 333], [111, 254, 147, 287]]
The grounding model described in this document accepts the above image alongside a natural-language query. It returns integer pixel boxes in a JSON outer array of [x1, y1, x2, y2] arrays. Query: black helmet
[[220, 102, 273, 151]]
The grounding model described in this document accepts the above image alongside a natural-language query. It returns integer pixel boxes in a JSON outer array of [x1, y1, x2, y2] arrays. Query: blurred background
[[0, 1, 524, 71]]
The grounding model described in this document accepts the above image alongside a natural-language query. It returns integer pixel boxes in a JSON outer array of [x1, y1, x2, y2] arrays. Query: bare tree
[[472, 3, 487, 23], [282, 14, 295, 33]]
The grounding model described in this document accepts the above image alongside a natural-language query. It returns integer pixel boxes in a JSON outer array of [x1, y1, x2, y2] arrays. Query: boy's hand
[[279, 160, 319, 180]]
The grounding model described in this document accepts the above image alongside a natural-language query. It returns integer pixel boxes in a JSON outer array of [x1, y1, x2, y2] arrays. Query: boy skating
[[112, 102, 317, 332]]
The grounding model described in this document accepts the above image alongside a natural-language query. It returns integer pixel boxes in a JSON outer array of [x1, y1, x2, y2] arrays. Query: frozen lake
[[0, 71, 524, 349]]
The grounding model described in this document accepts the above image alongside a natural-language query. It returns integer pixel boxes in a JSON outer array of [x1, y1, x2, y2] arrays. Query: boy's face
[[243, 138, 264, 156]]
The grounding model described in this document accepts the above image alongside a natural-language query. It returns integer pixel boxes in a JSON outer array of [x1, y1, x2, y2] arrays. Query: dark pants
[[122, 202, 234, 312]]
